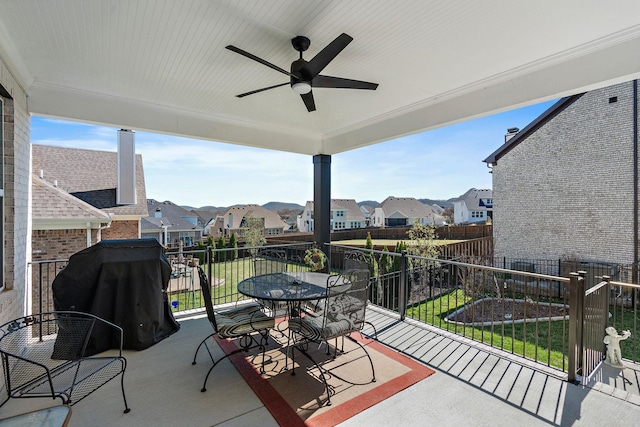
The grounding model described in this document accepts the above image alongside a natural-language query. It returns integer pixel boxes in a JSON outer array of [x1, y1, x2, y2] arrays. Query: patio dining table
[[237, 271, 344, 304]]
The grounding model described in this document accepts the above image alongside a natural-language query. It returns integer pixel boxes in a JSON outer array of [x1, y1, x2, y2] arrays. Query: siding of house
[[492, 81, 638, 264], [0, 57, 31, 327]]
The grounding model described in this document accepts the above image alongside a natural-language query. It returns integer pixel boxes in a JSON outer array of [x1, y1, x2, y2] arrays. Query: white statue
[[603, 326, 631, 368]]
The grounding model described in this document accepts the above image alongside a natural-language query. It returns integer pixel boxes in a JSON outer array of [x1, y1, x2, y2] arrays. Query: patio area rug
[[216, 323, 435, 427]]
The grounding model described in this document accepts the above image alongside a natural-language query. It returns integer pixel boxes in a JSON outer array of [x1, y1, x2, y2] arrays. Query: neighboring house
[[297, 199, 367, 232], [31, 143, 148, 262], [141, 199, 203, 247], [371, 197, 446, 227], [359, 205, 373, 227], [192, 209, 221, 233], [31, 176, 111, 261], [431, 204, 445, 214], [484, 79, 639, 264], [207, 204, 288, 239], [452, 188, 493, 225]]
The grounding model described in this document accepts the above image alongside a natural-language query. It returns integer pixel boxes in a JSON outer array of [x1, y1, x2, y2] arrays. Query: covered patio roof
[[2, 1, 640, 155]]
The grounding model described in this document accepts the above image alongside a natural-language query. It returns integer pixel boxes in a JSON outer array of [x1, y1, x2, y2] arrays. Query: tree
[[228, 232, 238, 261], [379, 246, 393, 276], [407, 221, 439, 259], [243, 217, 267, 255], [207, 236, 216, 263], [195, 240, 206, 264], [392, 241, 407, 271], [442, 207, 454, 225], [217, 236, 226, 262], [365, 232, 373, 250], [407, 221, 440, 304]]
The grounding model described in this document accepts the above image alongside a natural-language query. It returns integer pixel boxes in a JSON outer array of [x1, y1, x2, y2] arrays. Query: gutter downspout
[[87, 220, 111, 247]]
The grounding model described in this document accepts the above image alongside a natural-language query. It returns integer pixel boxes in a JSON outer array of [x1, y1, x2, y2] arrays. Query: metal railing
[[30, 242, 316, 315], [568, 274, 640, 383], [330, 244, 572, 372], [30, 259, 69, 315], [163, 242, 315, 311], [30, 242, 640, 382]]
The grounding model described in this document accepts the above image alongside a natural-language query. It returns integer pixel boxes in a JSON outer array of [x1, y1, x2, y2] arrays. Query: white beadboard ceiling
[[1, 0, 640, 155]]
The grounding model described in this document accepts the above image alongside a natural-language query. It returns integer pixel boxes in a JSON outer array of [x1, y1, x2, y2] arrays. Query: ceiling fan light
[[292, 81, 312, 94]]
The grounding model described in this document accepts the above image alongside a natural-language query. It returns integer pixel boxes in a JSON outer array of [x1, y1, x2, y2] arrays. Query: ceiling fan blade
[[301, 91, 316, 112], [236, 82, 289, 98], [226, 45, 298, 78], [305, 33, 353, 78], [313, 75, 378, 90]]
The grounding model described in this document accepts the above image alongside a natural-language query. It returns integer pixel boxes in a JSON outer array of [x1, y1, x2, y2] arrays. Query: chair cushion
[[215, 308, 274, 338], [216, 302, 263, 317], [289, 314, 353, 342]]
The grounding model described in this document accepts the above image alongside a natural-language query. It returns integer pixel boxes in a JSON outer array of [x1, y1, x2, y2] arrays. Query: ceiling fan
[[226, 33, 378, 112]]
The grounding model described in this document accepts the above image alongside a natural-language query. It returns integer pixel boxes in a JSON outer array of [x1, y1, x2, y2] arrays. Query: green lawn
[[407, 290, 569, 369], [168, 257, 312, 310]]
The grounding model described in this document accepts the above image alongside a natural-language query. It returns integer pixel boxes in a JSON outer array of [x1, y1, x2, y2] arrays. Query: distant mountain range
[[417, 198, 456, 209], [182, 197, 456, 213]]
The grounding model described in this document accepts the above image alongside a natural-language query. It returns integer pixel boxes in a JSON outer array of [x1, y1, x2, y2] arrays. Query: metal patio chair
[[0, 311, 130, 412], [192, 266, 275, 392], [288, 267, 376, 406], [253, 249, 290, 319]]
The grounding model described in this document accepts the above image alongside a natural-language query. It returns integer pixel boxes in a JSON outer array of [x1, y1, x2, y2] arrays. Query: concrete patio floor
[[1, 307, 639, 426]]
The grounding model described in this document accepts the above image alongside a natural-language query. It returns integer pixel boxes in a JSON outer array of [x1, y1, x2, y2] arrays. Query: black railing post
[[38, 263, 44, 316], [399, 250, 408, 320], [322, 242, 331, 273], [207, 246, 213, 285], [558, 259, 562, 299], [568, 270, 586, 384]]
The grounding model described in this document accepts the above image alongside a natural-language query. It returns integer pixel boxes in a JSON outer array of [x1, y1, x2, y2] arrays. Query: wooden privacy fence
[[438, 237, 493, 259], [266, 224, 492, 243]]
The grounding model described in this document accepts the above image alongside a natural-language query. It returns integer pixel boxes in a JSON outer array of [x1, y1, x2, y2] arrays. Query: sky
[[30, 100, 556, 208]]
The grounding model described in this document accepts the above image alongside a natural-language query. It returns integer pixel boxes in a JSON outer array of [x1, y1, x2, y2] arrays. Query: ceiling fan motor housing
[[291, 36, 310, 53], [291, 58, 312, 87]]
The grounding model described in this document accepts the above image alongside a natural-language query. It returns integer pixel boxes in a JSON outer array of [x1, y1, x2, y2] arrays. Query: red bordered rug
[[216, 327, 435, 426]]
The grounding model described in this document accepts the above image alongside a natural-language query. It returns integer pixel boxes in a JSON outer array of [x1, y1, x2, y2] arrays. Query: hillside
[[418, 198, 456, 209], [183, 198, 456, 212], [262, 201, 304, 211], [357, 200, 378, 210]]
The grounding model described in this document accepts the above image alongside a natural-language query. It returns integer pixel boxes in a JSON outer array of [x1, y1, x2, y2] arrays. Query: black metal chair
[[288, 268, 376, 406], [0, 311, 130, 412], [192, 266, 275, 392], [253, 249, 289, 318], [253, 248, 288, 276]]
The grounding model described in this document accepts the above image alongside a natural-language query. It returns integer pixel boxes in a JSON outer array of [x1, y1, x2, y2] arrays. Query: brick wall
[[31, 229, 99, 314], [32, 229, 96, 262], [492, 81, 638, 264], [0, 54, 30, 330], [102, 219, 140, 240]]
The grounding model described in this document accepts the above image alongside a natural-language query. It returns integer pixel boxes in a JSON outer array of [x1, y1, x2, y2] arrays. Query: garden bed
[[444, 297, 568, 326]]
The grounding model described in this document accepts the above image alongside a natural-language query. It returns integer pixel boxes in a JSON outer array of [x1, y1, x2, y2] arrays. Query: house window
[[179, 231, 195, 247], [471, 211, 484, 218]]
